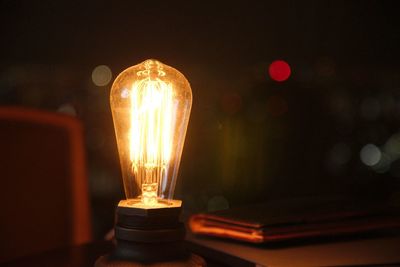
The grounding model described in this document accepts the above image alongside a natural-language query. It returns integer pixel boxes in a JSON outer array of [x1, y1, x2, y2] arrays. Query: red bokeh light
[[269, 60, 291, 82]]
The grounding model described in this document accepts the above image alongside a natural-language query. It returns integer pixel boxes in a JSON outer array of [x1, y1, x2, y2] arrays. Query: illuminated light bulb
[[110, 59, 192, 208], [96, 59, 204, 266]]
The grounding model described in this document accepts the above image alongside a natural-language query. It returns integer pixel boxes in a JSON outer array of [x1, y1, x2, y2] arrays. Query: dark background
[[1, 0, 400, 238]]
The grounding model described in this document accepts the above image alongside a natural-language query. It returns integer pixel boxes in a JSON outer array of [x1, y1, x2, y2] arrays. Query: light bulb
[[110, 59, 192, 208]]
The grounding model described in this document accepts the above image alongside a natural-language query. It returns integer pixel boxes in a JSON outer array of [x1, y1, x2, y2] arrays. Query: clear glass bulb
[[110, 59, 192, 208]]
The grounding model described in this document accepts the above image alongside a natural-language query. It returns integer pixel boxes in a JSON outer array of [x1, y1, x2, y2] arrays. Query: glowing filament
[[129, 77, 174, 206]]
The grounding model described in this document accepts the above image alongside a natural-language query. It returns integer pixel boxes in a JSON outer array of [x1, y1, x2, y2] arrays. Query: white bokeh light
[[360, 144, 381, 166], [57, 103, 77, 116], [92, 65, 112, 86]]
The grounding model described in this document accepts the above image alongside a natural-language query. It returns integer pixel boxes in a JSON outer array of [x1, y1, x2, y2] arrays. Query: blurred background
[[1, 0, 400, 239]]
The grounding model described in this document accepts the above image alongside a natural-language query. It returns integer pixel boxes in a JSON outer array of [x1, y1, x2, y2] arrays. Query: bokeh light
[[269, 60, 291, 82], [57, 103, 77, 116], [384, 133, 400, 158], [371, 152, 391, 173], [92, 65, 112, 87], [360, 144, 381, 166]]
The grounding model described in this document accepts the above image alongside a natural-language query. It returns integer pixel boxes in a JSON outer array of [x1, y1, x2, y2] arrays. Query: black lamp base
[[95, 200, 205, 267]]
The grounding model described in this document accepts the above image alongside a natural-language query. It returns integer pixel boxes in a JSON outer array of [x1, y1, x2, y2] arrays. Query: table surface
[[0, 241, 226, 267], [0, 241, 113, 267], [2, 233, 400, 267], [187, 232, 400, 267]]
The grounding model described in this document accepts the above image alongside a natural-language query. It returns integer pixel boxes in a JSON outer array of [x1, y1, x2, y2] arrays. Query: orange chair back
[[0, 107, 92, 263]]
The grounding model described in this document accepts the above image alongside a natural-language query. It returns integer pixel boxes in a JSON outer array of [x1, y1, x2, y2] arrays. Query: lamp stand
[[95, 200, 206, 267]]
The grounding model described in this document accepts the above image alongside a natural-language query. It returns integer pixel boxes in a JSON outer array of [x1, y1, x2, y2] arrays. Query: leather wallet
[[189, 197, 400, 243]]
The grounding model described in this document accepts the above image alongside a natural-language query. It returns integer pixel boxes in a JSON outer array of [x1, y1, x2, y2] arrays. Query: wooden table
[[0, 241, 226, 267], [1, 241, 113, 267], [3, 233, 400, 267]]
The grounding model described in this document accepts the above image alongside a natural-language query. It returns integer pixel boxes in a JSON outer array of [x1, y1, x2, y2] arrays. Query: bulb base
[[116, 199, 182, 229], [95, 199, 205, 266]]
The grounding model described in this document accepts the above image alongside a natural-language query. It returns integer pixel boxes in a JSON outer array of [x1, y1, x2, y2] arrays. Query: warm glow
[[110, 59, 192, 207], [129, 76, 174, 206]]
